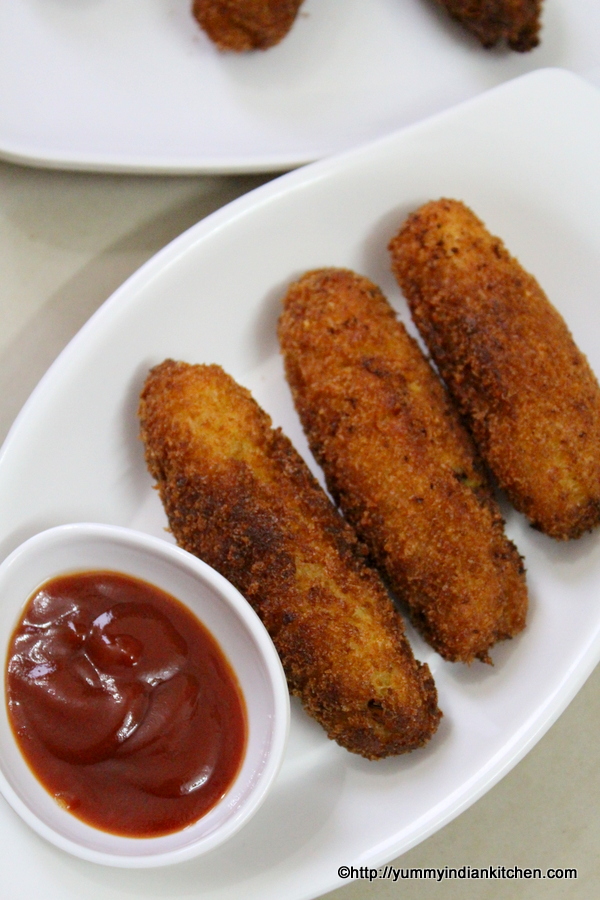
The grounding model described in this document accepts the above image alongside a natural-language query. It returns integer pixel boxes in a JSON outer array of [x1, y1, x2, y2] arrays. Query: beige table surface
[[1, 159, 598, 900]]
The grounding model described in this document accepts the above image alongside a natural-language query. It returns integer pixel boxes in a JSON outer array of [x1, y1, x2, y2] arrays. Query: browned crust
[[139, 360, 440, 759], [278, 268, 527, 664], [434, 0, 543, 51], [389, 199, 600, 541], [192, 0, 304, 51]]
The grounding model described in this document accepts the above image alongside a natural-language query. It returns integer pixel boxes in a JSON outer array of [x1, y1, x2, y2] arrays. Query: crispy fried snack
[[434, 0, 543, 51], [139, 360, 440, 759], [279, 269, 527, 664], [192, 0, 304, 51], [390, 199, 600, 541]]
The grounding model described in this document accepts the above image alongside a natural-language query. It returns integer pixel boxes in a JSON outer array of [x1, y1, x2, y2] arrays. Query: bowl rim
[[0, 522, 290, 867]]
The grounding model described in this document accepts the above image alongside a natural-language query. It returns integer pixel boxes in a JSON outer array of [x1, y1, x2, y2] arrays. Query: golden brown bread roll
[[278, 268, 527, 663], [433, 0, 543, 51], [139, 360, 441, 758], [192, 0, 304, 51], [390, 198, 600, 541]]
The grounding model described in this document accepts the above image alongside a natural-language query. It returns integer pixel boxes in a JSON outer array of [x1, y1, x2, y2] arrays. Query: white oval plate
[[1, 68, 600, 899], [0, 0, 598, 173]]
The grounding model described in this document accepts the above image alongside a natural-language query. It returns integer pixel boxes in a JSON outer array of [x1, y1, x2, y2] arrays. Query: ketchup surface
[[6, 571, 247, 837]]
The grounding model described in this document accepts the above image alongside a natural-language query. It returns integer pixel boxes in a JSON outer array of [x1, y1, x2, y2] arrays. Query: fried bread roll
[[433, 0, 543, 51], [390, 199, 600, 541], [279, 268, 527, 664], [139, 360, 440, 759], [192, 0, 304, 51]]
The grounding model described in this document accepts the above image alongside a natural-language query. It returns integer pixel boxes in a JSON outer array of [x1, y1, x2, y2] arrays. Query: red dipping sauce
[[5, 571, 247, 837]]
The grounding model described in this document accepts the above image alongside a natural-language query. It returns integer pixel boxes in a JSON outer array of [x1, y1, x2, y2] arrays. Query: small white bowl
[[0, 523, 289, 867]]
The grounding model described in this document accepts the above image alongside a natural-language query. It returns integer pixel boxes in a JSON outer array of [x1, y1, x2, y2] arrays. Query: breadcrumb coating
[[139, 360, 440, 759], [192, 0, 304, 51], [279, 268, 527, 664], [434, 0, 543, 51], [390, 199, 600, 541]]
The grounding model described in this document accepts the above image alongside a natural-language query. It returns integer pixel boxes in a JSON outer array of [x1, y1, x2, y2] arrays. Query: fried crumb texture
[[434, 0, 543, 51], [139, 360, 441, 759], [390, 198, 600, 541], [192, 0, 304, 51], [279, 268, 527, 664]]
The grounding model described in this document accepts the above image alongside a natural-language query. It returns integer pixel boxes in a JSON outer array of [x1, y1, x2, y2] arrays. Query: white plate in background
[[0, 69, 599, 899], [0, 0, 599, 173]]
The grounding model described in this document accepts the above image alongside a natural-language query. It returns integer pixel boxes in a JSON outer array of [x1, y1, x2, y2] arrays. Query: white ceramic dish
[[0, 0, 599, 173], [0, 68, 599, 899], [0, 523, 290, 867]]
